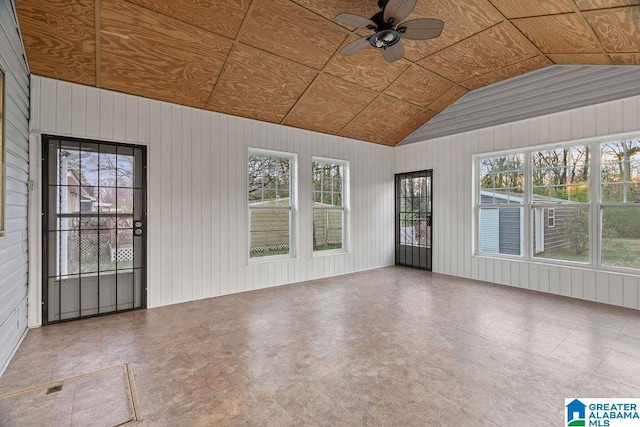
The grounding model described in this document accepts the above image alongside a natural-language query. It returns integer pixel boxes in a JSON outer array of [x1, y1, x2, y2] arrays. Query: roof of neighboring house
[[480, 189, 576, 204], [250, 198, 339, 208]]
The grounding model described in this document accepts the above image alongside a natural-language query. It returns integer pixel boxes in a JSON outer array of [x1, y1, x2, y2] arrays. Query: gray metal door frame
[[42, 135, 147, 324], [395, 170, 433, 271]]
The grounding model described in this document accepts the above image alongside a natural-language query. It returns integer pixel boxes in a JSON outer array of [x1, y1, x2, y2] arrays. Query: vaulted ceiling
[[14, 0, 640, 146]]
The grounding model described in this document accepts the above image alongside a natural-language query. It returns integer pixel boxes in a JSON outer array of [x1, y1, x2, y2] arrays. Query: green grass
[[602, 237, 640, 269], [250, 249, 289, 258], [314, 243, 342, 251], [79, 254, 133, 274], [536, 249, 589, 263], [536, 237, 640, 269]]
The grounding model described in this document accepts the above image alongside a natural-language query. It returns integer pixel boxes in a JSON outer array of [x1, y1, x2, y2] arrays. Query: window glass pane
[[116, 188, 134, 213], [601, 140, 640, 203], [313, 209, 343, 251], [478, 207, 522, 255], [479, 154, 524, 204], [532, 146, 590, 203], [312, 161, 344, 207], [249, 208, 290, 258], [116, 151, 135, 188], [602, 207, 640, 269], [98, 145, 119, 187], [399, 213, 429, 248], [313, 160, 346, 252], [79, 229, 102, 274], [248, 154, 291, 204], [533, 207, 589, 263], [334, 177, 343, 193]]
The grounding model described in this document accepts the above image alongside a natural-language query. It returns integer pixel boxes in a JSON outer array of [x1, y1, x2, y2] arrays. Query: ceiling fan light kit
[[335, 0, 444, 63]]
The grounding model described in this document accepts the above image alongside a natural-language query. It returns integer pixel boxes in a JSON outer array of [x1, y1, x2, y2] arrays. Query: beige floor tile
[[1, 266, 639, 425]]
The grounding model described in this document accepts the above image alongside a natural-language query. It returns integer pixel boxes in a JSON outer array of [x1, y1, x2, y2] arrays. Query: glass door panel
[[395, 170, 432, 270], [42, 136, 146, 324]]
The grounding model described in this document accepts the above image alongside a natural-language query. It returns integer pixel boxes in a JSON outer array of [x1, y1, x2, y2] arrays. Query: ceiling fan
[[335, 0, 444, 63]]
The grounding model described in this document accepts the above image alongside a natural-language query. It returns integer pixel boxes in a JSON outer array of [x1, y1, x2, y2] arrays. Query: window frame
[[0, 68, 5, 237], [476, 152, 525, 257], [473, 133, 640, 273], [530, 145, 591, 264], [599, 139, 640, 270], [312, 156, 349, 255], [247, 148, 297, 262]]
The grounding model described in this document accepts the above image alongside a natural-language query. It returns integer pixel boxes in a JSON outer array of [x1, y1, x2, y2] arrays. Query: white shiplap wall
[[28, 76, 395, 325], [395, 95, 640, 310], [0, 0, 30, 374]]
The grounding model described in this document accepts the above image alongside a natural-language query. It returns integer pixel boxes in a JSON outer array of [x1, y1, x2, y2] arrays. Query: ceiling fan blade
[[383, 0, 417, 24], [398, 18, 444, 40], [335, 13, 377, 29], [340, 37, 372, 56], [382, 41, 404, 63]]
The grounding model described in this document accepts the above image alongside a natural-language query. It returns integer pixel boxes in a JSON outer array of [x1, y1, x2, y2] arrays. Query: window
[[477, 154, 524, 255], [475, 136, 640, 271], [248, 149, 295, 259], [0, 69, 4, 236], [312, 158, 347, 252], [532, 145, 590, 263], [601, 140, 640, 269]]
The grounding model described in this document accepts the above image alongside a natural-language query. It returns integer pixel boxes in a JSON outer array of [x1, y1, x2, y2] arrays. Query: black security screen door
[[395, 170, 433, 270], [42, 136, 147, 324]]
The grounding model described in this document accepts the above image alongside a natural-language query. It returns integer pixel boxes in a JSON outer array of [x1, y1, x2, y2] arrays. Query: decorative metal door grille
[[42, 136, 147, 324], [395, 170, 433, 270]]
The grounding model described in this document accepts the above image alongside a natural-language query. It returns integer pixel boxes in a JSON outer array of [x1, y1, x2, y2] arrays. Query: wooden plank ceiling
[[15, 0, 640, 146]]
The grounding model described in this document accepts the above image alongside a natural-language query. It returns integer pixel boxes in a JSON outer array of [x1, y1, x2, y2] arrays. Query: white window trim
[[547, 208, 555, 228], [472, 131, 640, 274], [476, 151, 526, 257], [247, 148, 297, 263], [312, 156, 349, 256]]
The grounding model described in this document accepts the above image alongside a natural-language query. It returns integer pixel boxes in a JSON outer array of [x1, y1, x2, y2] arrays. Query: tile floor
[[0, 364, 136, 426], [1, 266, 640, 425]]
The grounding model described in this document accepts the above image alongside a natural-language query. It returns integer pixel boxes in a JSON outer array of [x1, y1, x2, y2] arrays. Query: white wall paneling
[[0, 0, 30, 375], [395, 94, 640, 310], [29, 76, 395, 320]]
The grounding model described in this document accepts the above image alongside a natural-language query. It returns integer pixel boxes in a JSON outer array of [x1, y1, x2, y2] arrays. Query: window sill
[[248, 254, 296, 265], [473, 253, 639, 275], [312, 249, 349, 258]]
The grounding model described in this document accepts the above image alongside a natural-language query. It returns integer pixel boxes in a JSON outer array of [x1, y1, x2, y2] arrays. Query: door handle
[[134, 221, 144, 236]]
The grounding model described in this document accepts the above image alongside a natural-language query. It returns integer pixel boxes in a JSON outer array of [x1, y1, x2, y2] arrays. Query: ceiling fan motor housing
[[369, 30, 401, 49]]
